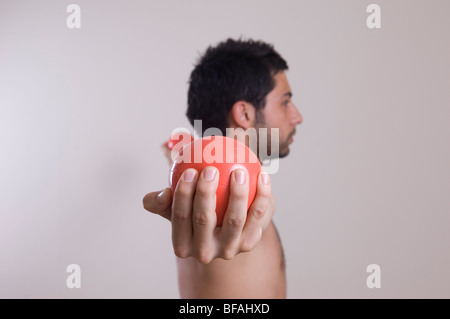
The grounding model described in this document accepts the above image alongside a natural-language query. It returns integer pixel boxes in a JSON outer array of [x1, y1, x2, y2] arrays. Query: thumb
[[142, 188, 172, 221]]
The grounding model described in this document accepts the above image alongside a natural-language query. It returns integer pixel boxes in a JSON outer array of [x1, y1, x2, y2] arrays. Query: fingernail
[[203, 167, 216, 181], [183, 169, 196, 183], [235, 169, 246, 185], [157, 189, 167, 204], [261, 173, 270, 185]]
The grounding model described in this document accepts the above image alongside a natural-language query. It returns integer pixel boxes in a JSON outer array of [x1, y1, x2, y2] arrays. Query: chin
[[279, 148, 290, 158]]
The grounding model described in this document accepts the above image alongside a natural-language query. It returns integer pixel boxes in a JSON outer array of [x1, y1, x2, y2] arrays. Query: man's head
[[186, 38, 302, 159]]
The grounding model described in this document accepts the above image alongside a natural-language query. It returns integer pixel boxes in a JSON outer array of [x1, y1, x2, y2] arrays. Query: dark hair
[[186, 38, 288, 135]]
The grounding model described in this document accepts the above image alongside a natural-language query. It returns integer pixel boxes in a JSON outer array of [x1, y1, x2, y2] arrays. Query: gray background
[[0, 0, 449, 298]]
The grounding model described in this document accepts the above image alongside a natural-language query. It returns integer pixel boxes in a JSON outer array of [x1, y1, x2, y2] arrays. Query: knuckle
[[221, 248, 236, 260], [172, 211, 190, 224], [226, 216, 245, 229], [192, 212, 210, 227], [173, 245, 190, 259], [196, 180, 216, 197], [240, 239, 256, 253], [251, 206, 266, 219], [175, 183, 193, 198], [196, 251, 214, 264], [230, 186, 248, 200], [257, 185, 271, 199], [230, 179, 249, 194]]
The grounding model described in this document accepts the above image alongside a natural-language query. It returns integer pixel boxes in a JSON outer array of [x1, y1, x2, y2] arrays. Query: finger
[[219, 169, 249, 255], [161, 140, 170, 149], [241, 172, 271, 252], [142, 188, 172, 221], [171, 168, 198, 258], [192, 166, 219, 263], [161, 141, 173, 165]]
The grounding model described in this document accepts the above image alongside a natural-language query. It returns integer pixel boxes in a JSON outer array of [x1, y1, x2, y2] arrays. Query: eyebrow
[[281, 92, 292, 99]]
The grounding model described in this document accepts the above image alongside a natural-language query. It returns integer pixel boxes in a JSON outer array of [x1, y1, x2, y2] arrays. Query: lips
[[288, 129, 297, 144], [289, 130, 296, 139], [290, 129, 296, 137]]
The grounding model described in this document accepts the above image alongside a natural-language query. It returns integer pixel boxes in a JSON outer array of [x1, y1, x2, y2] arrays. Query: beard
[[279, 145, 290, 158], [254, 111, 292, 161]]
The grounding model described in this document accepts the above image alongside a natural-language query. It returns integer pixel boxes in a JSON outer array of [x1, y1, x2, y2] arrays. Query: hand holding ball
[[169, 136, 261, 226]]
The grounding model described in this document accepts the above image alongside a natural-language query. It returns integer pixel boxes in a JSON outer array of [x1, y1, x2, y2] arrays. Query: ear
[[228, 101, 256, 129]]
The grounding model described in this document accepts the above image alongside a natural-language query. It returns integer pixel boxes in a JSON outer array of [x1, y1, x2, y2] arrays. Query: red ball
[[169, 136, 261, 227], [167, 130, 194, 150]]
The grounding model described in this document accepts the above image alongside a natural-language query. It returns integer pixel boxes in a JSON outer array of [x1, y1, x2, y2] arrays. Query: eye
[[282, 99, 290, 107]]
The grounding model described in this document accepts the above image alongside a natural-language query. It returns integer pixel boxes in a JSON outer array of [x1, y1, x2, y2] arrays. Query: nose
[[290, 103, 303, 126]]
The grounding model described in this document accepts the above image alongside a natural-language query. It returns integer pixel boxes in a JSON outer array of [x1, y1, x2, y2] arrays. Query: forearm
[[176, 221, 286, 299]]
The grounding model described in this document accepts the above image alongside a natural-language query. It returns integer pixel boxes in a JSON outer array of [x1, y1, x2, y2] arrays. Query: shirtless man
[[143, 39, 303, 298]]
